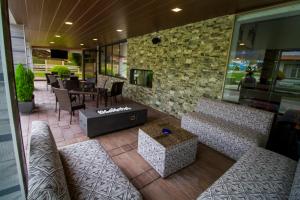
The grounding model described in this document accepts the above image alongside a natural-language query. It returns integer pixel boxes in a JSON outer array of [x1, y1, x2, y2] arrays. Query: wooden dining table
[[69, 87, 108, 107]]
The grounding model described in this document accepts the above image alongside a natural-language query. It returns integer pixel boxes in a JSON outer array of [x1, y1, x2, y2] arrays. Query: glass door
[[223, 3, 300, 113], [82, 49, 97, 81]]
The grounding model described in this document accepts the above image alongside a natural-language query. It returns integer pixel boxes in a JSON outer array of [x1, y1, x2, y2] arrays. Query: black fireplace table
[[79, 104, 147, 137]]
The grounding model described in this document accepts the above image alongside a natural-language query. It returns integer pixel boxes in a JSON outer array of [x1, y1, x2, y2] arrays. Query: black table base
[[79, 104, 147, 138]]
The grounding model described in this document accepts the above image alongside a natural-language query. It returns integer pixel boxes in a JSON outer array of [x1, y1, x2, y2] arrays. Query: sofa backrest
[[28, 121, 71, 200], [195, 98, 274, 135]]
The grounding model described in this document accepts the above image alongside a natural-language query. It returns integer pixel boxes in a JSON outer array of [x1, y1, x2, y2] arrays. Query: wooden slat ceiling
[[8, 0, 293, 49]]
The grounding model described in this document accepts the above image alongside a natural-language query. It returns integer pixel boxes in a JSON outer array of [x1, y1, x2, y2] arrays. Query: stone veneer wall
[[98, 15, 235, 118]]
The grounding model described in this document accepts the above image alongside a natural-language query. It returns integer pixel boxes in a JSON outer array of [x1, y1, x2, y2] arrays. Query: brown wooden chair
[[53, 88, 85, 124]]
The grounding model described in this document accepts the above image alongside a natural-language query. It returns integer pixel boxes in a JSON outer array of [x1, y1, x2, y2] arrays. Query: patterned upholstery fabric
[[28, 121, 71, 200], [195, 98, 274, 135], [197, 147, 297, 200], [59, 140, 142, 200], [182, 98, 274, 160], [182, 112, 266, 160], [138, 129, 198, 177], [289, 161, 300, 200]]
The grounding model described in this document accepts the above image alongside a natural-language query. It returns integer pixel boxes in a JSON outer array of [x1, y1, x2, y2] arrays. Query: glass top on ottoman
[[140, 122, 197, 148]]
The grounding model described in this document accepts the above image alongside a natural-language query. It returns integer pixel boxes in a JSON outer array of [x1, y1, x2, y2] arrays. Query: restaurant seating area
[[2, 1, 300, 199], [20, 78, 300, 200], [21, 81, 235, 199]]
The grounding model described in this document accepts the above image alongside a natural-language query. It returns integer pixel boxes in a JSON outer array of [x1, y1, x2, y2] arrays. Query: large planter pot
[[18, 98, 34, 114]]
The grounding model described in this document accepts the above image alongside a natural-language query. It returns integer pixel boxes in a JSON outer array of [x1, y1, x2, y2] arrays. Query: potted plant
[[15, 64, 35, 113]]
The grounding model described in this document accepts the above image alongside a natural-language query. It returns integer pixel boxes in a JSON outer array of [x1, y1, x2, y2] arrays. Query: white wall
[[10, 24, 27, 68]]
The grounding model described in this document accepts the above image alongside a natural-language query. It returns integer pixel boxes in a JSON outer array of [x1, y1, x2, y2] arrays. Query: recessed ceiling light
[[116, 29, 123, 32], [171, 7, 182, 12], [80, 43, 84, 46], [93, 38, 98, 41], [55, 35, 61, 38], [50, 41, 55, 44], [65, 21, 73, 25], [239, 43, 245, 46]]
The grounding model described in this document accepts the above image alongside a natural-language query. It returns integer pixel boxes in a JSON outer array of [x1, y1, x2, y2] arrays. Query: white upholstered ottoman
[[137, 122, 198, 178]]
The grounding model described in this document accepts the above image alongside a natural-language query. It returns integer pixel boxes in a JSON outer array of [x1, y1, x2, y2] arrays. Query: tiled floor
[[20, 81, 235, 200]]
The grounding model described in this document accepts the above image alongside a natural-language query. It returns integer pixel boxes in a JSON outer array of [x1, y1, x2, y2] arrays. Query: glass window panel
[[106, 46, 112, 76], [100, 47, 105, 74], [223, 11, 300, 113], [120, 43, 128, 78], [83, 50, 97, 79], [112, 44, 120, 77], [0, 6, 26, 197], [100, 41, 127, 78]]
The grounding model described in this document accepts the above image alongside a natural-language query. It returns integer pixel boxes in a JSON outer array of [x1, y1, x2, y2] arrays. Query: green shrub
[[15, 64, 34, 102], [51, 65, 71, 76]]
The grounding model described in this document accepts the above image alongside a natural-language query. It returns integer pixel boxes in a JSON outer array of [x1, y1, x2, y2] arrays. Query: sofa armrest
[[28, 121, 71, 200]]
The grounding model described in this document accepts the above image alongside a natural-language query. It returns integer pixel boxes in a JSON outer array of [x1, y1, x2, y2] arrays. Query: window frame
[[99, 40, 127, 79]]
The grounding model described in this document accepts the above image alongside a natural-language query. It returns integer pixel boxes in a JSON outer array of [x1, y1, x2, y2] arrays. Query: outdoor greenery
[[226, 70, 261, 85], [15, 64, 34, 102], [69, 53, 82, 66], [51, 65, 71, 76]]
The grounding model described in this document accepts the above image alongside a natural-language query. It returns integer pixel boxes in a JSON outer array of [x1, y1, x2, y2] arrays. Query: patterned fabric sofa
[[28, 121, 142, 200], [198, 147, 300, 199], [181, 98, 274, 160]]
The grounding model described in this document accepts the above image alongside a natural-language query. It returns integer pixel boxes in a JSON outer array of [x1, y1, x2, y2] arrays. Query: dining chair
[[58, 78, 65, 89], [84, 78, 96, 91], [65, 79, 80, 90], [107, 82, 124, 105], [45, 73, 51, 90], [48, 74, 59, 92], [98, 77, 108, 89], [53, 88, 85, 124]]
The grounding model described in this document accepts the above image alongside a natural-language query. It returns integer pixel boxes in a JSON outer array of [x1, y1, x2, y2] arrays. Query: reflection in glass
[[130, 69, 153, 88], [223, 14, 300, 113], [106, 46, 112, 76], [83, 49, 97, 79], [120, 43, 128, 78], [100, 47, 105, 74]]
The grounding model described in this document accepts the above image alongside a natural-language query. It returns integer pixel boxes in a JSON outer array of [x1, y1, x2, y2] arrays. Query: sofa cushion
[[59, 140, 142, 200], [195, 98, 274, 135], [181, 112, 266, 160], [197, 147, 297, 200], [289, 161, 300, 200], [28, 121, 71, 200]]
